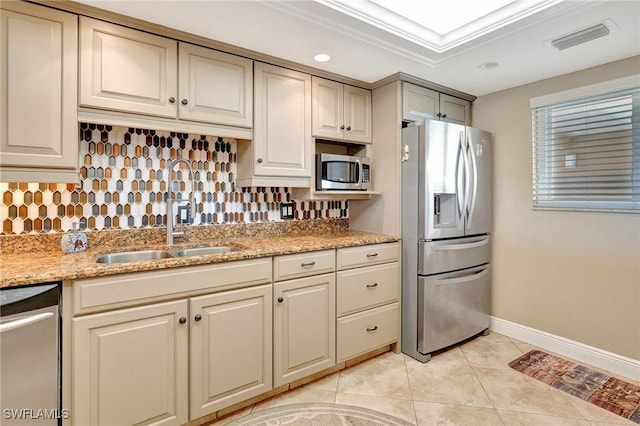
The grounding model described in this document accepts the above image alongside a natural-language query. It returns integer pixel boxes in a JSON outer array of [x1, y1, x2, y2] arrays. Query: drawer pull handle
[[367, 326, 378, 332], [366, 283, 378, 288], [301, 261, 316, 267], [366, 253, 378, 258]]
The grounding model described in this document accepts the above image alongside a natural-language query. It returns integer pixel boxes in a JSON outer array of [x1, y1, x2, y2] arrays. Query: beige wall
[[472, 56, 640, 360]]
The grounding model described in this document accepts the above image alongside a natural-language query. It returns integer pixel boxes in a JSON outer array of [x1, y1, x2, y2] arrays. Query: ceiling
[[75, 0, 640, 97]]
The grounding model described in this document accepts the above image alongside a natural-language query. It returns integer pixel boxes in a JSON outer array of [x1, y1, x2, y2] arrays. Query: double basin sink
[[95, 246, 241, 264]]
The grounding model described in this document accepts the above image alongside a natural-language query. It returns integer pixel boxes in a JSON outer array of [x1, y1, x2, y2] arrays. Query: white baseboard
[[490, 316, 640, 382]]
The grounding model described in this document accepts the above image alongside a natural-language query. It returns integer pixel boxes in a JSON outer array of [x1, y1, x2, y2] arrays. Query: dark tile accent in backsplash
[[0, 123, 348, 235]]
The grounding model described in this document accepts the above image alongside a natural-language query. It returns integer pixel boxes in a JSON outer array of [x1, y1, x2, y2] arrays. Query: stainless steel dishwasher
[[0, 283, 61, 425]]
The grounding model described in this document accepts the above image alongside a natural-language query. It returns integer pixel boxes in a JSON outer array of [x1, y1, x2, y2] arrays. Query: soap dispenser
[[61, 222, 88, 253]]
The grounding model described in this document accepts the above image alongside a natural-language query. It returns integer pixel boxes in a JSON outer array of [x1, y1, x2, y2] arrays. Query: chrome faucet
[[166, 158, 196, 245]]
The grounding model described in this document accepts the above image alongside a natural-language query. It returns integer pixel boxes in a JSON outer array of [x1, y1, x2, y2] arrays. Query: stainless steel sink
[[95, 246, 241, 263], [95, 250, 174, 264], [174, 246, 240, 257]]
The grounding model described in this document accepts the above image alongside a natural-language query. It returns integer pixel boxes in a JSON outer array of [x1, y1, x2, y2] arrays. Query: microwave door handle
[[356, 159, 361, 188]]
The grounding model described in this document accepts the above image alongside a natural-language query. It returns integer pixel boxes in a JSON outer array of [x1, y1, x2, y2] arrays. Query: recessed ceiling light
[[478, 62, 499, 70], [314, 53, 331, 62]]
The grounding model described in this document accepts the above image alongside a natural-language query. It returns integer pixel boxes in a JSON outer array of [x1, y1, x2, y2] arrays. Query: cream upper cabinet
[[189, 284, 272, 419], [439, 93, 470, 125], [79, 17, 178, 118], [0, 2, 78, 182], [312, 77, 372, 143], [80, 18, 253, 129], [72, 300, 189, 426], [178, 42, 252, 127], [402, 83, 438, 122], [273, 272, 336, 387], [237, 62, 311, 187], [402, 82, 470, 125]]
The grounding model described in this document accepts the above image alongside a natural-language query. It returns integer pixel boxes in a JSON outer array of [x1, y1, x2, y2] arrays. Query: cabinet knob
[[346, 126, 351, 131], [277, 297, 284, 303], [257, 158, 263, 164], [442, 113, 447, 119], [179, 317, 187, 325], [168, 97, 176, 104], [436, 113, 442, 118], [181, 99, 189, 105], [194, 314, 202, 322], [367, 326, 378, 332], [340, 125, 345, 130]]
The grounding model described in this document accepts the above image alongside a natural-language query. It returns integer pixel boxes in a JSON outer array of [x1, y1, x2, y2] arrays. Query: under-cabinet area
[[62, 241, 400, 426]]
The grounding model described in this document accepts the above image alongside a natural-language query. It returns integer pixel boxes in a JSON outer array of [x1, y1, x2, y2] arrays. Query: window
[[531, 79, 640, 213]]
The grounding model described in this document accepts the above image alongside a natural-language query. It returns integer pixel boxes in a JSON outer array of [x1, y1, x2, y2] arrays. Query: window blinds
[[532, 87, 640, 212]]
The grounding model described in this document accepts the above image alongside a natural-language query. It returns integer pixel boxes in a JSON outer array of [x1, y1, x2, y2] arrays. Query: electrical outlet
[[177, 205, 190, 224], [280, 203, 294, 220]]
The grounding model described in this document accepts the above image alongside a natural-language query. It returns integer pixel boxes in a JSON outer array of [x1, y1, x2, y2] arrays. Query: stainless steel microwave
[[316, 153, 371, 191]]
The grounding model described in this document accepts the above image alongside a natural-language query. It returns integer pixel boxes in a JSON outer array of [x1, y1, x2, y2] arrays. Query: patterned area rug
[[509, 350, 640, 424], [221, 403, 414, 425]]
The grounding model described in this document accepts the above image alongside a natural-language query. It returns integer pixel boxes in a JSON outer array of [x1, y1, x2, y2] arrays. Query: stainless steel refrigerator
[[401, 119, 492, 362]]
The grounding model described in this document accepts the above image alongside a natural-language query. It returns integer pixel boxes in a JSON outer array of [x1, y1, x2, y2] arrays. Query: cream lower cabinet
[[190, 284, 272, 418], [0, 2, 78, 182], [336, 242, 400, 362], [72, 300, 189, 426], [273, 251, 336, 387], [70, 258, 272, 425]]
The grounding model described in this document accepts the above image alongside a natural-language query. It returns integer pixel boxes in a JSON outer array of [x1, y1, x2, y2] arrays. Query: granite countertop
[[0, 230, 399, 288]]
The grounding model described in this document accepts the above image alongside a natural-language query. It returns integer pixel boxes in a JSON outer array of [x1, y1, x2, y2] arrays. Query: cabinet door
[[79, 17, 178, 118], [274, 273, 336, 387], [344, 85, 372, 143], [73, 300, 188, 426], [254, 62, 311, 177], [402, 82, 438, 122], [439, 93, 470, 125], [311, 77, 343, 140], [189, 285, 272, 418], [0, 3, 78, 175], [178, 43, 253, 127]]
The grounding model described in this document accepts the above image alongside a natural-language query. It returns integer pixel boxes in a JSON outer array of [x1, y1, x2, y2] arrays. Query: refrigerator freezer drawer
[[417, 265, 490, 355], [418, 235, 490, 275]]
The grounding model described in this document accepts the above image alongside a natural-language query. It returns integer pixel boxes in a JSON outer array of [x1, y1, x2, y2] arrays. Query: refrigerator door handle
[[466, 132, 479, 224], [429, 265, 490, 285], [461, 132, 472, 223], [430, 238, 489, 251], [455, 132, 465, 220]]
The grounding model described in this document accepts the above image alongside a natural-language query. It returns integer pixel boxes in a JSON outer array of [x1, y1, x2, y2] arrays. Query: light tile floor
[[214, 333, 638, 425]]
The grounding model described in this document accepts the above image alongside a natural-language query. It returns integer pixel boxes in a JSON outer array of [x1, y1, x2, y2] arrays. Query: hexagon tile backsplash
[[0, 123, 348, 235]]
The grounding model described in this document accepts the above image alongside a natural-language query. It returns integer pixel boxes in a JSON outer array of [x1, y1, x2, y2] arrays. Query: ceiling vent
[[551, 23, 611, 50]]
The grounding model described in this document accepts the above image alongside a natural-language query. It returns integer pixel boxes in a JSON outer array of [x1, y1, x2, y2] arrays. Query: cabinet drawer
[[337, 302, 399, 363], [336, 242, 399, 270], [73, 258, 272, 315], [336, 262, 399, 316], [273, 250, 335, 281]]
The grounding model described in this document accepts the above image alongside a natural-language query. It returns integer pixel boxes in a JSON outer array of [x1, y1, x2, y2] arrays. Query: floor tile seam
[[495, 407, 593, 423], [556, 389, 617, 423], [458, 343, 500, 412], [408, 394, 495, 409], [335, 389, 414, 401], [411, 400, 505, 426]]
